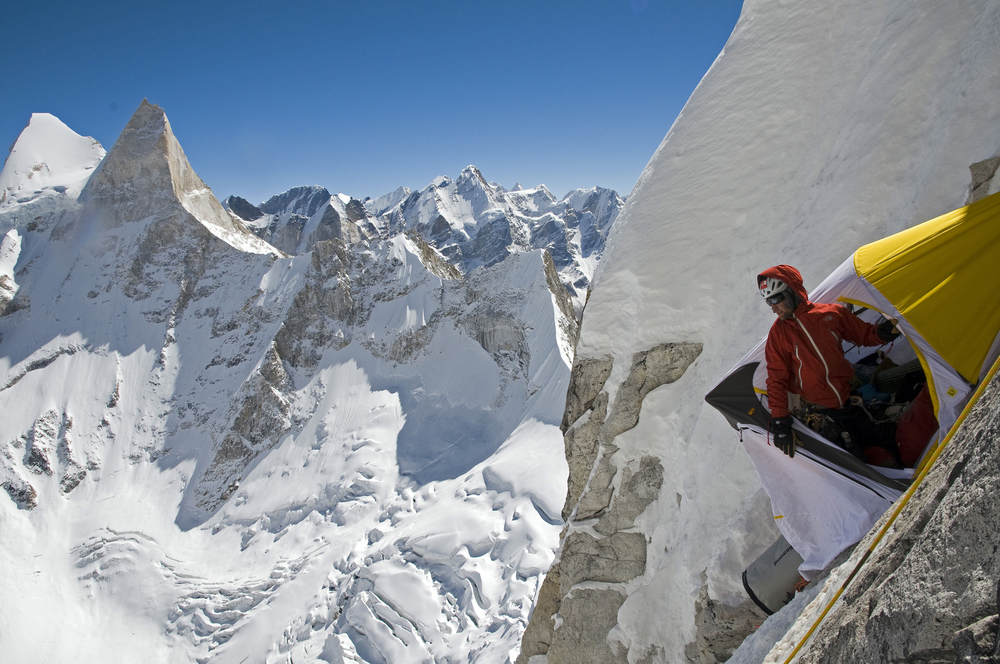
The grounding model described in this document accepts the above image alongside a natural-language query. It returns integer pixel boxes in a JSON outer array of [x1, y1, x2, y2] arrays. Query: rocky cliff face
[[517, 343, 720, 664], [227, 186, 377, 255]]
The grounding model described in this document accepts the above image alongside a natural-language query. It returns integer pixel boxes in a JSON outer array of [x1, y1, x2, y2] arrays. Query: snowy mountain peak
[[223, 195, 264, 222], [0, 113, 105, 210], [364, 185, 411, 217], [81, 101, 177, 211], [534, 184, 555, 201], [457, 164, 491, 190], [0, 105, 582, 663], [81, 100, 275, 254], [259, 185, 332, 217], [230, 184, 378, 255]]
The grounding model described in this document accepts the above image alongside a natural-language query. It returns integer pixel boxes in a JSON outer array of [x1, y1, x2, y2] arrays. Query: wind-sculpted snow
[[0, 101, 574, 663]]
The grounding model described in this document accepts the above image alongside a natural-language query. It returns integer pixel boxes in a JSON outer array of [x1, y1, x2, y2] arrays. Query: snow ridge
[[0, 113, 105, 210]]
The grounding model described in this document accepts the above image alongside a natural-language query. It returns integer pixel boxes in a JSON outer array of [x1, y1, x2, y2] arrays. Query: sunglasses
[[765, 292, 787, 306]]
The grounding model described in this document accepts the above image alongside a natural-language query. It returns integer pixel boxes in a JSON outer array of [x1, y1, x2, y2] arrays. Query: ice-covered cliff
[[519, 1, 1000, 662]]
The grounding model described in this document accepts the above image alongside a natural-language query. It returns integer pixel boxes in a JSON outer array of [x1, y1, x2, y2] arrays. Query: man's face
[[772, 299, 795, 320], [766, 292, 795, 320]]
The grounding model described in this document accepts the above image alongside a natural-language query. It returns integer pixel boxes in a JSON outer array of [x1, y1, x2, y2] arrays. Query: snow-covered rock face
[[521, 1, 1000, 663], [0, 101, 577, 663], [379, 165, 623, 314], [0, 229, 21, 317], [233, 164, 625, 315], [227, 186, 378, 255]]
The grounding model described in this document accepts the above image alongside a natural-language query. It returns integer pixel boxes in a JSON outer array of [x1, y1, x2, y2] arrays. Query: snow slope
[[525, 0, 1000, 662], [0, 113, 105, 211], [0, 101, 577, 663]]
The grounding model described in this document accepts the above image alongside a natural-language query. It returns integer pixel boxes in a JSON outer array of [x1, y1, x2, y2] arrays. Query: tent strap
[[779, 350, 1000, 664]]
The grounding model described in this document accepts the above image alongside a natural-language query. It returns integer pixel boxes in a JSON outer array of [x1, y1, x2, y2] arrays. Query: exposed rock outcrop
[[404, 229, 462, 280], [561, 356, 614, 432], [562, 390, 609, 520], [546, 588, 629, 664], [224, 195, 264, 222], [575, 342, 703, 522], [0, 275, 17, 317], [235, 185, 376, 255], [689, 577, 767, 663], [1, 223, 23, 319], [196, 344, 293, 512], [274, 240, 357, 369], [2, 409, 86, 508], [82, 100, 274, 255], [519, 341, 702, 664], [240, 166, 625, 315], [968, 157, 1000, 204]]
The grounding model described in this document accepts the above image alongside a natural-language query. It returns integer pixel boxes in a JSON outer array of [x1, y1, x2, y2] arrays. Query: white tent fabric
[[740, 423, 902, 579], [731, 334, 907, 578]]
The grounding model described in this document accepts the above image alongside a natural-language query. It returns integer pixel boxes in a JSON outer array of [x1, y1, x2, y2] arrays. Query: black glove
[[876, 319, 901, 342], [770, 416, 796, 458]]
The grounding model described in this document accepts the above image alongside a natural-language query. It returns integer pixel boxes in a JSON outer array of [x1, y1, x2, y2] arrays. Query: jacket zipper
[[795, 316, 842, 405], [794, 344, 804, 391]]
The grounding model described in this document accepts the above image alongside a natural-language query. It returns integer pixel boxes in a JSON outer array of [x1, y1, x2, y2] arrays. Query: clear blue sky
[[3, 1, 743, 204]]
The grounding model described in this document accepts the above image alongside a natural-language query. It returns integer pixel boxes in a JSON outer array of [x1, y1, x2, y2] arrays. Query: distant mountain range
[[224, 166, 624, 314]]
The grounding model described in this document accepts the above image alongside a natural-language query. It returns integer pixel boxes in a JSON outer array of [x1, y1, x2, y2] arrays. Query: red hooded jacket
[[759, 265, 885, 418]]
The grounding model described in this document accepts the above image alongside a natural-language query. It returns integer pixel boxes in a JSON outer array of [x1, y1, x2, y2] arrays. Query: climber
[[758, 265, 900, 459]]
